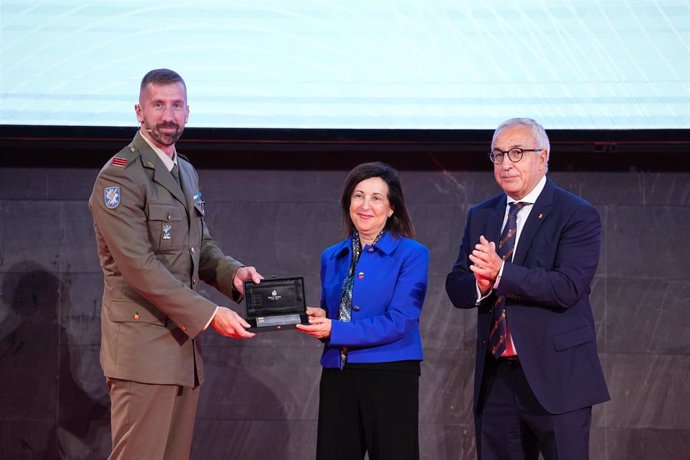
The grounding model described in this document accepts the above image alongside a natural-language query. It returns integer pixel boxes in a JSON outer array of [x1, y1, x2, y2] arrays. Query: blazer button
[[357, 272, 365, 279], [352, 305, 361, 312], [133, 313, 140, 320], [167, 214, 172, 221]]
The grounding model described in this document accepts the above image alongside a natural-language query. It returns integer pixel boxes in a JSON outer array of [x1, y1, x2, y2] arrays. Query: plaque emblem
[[268, 289, 282, 301], [162, 223, 172, 240]]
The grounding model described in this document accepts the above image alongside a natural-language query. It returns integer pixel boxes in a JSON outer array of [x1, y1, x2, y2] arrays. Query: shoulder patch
[[104, 186, 121, 209], [111, 157, 128, 168]]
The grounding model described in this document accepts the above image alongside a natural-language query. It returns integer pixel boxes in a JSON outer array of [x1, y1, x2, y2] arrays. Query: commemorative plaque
[[244, 277, 308, 332]]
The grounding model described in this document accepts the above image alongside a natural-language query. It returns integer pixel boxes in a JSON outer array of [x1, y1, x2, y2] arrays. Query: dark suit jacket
[[89, 131, 243, 387], [446, 178, 609, 414]]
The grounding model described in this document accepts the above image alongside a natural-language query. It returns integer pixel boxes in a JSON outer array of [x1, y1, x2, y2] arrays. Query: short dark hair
[[340, 162, 415, 238], [140, 68, 186, 93]]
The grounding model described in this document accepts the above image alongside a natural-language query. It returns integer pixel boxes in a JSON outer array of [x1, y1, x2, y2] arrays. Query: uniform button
[[352, 305, 361, 312], [133, 313, 140, 320], [357, 272, 364, 279], [368, 248, 375, 253]]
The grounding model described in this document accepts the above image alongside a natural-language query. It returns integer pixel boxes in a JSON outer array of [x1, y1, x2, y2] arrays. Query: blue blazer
[[446, 178, 609, 414], [319, 232, 429, 368]]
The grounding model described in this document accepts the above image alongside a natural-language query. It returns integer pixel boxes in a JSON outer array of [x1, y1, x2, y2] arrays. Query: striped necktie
[[489, 201, 527, 357]]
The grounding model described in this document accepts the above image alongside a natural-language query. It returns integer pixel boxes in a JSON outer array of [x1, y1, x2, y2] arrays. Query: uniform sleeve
[[197, 214, 244, 302]]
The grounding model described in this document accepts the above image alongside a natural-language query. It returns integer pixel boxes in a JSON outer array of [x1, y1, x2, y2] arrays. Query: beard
[[143, 121, 185, 146]]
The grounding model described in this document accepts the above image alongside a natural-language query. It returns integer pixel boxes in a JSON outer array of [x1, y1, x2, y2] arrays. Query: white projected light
[[1, 0, 688, 129]]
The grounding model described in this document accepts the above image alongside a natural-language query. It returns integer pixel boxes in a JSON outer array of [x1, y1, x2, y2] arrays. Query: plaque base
[[247, 313, 309, 332]]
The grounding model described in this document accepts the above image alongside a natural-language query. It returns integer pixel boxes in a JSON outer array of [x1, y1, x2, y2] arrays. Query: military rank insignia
[[112, 157, 128, 167], [104, 186, 120, 209]]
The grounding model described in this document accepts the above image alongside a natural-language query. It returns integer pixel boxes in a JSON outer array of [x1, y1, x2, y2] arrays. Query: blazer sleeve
[[446, 207, 490, 309]]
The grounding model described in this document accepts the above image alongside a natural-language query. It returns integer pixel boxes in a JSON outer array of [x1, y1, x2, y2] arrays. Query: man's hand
[[296, 307, 331, 339], [469, 235, 503, 295], [210, 306, 255, 338], [232, 266, 264, 295]]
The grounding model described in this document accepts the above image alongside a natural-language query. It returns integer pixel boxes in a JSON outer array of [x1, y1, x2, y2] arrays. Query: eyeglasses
[[489, 147, 543, 165]]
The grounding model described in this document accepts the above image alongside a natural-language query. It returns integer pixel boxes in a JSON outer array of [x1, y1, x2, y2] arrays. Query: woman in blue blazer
[[297, 162, 429, 460]]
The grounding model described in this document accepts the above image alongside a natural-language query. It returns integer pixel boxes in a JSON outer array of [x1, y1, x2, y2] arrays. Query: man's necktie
[[488, 201, 527, 357], [171, 163, 182, 188]]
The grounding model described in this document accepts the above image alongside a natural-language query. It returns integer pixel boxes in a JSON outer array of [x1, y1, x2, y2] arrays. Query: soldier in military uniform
[[89, 69, 262, 460]]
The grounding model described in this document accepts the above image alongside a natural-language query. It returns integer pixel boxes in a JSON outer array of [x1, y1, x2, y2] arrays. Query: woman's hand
[[296, 307, 332, 339], [305, 306, 326, 318]]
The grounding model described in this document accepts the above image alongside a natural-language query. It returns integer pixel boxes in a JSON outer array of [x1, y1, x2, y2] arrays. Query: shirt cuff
[[475, 284, 492, 305], [492, 260, 507, 290], [203, 306, 219, 331]]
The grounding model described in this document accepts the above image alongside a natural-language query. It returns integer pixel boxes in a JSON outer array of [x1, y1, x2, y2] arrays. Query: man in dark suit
[[446, 118, 609, 459], [89, 69, 262, 460]]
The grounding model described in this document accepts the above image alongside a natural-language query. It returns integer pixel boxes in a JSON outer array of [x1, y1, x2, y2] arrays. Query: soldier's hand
[[210, 306, 255, 339], [232, 266, 264, 295]]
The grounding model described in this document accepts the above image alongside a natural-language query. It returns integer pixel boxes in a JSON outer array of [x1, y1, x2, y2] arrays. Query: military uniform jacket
[[89, 131, 243, 387]]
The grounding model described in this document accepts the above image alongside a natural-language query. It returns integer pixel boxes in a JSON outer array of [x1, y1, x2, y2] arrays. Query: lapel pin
[[538, 213, 543, 219]]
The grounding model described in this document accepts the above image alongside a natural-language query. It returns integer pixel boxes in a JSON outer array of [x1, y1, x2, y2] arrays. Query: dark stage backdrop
[[0, 127, 689, 459]]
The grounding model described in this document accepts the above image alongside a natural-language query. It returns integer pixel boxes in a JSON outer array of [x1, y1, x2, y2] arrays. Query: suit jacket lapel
[[487, 198, 506, 244], [513, 178, 555, 265], [134, 134, 187, 207]]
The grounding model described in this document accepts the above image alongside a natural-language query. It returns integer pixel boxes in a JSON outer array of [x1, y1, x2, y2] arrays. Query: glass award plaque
[[244, 277, 308, 332]]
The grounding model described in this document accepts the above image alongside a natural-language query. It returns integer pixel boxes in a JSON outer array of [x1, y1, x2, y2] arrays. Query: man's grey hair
[[491, 118, 551, 165]]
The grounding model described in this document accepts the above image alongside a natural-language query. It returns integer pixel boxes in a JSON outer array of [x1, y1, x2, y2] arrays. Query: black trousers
[[316, 363, 420, 460], [476, 357, 592, 460]]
